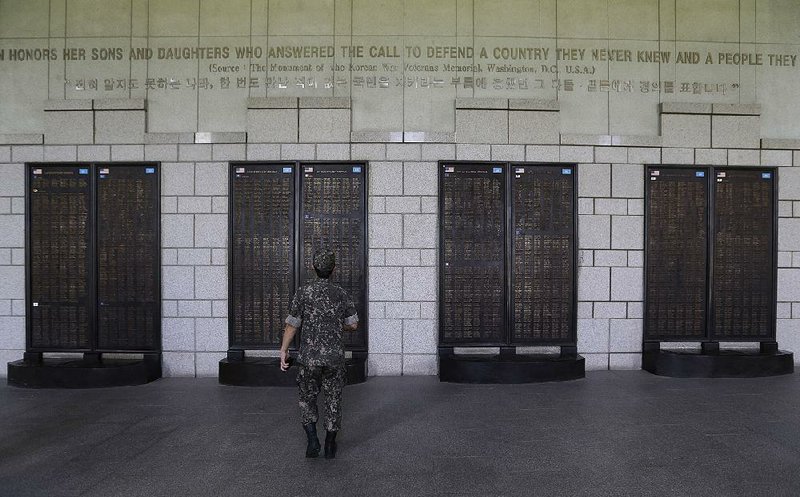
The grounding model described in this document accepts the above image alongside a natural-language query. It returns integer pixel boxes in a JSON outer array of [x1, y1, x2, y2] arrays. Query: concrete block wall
[[0, 159, 25, 370], [0, 98, 799, 377], [577, 160, 644, 371], [161, 151, 233, 377], [367, 150, 439, 376], [45, 99, 147, 145], [775, 145, 800, 356]]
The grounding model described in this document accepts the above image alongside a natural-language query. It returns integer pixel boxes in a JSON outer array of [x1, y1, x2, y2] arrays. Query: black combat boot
[[324, 430, 338, 459], [303, 423, 320, 458]]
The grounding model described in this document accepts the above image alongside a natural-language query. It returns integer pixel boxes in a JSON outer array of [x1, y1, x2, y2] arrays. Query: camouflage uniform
[[285, 250, 358, 432]]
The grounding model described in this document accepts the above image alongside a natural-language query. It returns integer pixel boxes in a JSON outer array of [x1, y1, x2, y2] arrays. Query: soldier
[[280, 248, 358, 459]]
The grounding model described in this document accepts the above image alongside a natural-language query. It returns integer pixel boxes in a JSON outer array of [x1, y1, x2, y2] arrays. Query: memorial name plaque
[[230, 164, 295, 348], [712, 169, 776, 340], [26, 164, 160, 353], [229, 163, 367, 351], [644, 166, 777, 343], [96, 166, 160, 351], [645, 167, 709, 340], [439, 163, 578, 347], [512, 166, 576, 344], [28, 166, 92, 350], [300, 164, 367, 349], [440, 164, 507, 344]]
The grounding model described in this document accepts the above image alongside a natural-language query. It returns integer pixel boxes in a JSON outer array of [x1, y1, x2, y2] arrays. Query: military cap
[[313, 248, 336, 273]]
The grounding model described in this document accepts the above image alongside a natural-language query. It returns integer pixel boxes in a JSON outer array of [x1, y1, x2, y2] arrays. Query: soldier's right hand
[[280, 349, 290, 371]]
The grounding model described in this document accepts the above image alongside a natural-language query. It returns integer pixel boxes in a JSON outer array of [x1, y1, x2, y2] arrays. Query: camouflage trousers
[[297, 364, 347, 432]]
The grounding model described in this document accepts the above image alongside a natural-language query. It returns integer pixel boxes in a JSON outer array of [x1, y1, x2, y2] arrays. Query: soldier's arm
[[280, 324, 298, 352], [281, 289, 304, 370], [343, 293, 358, 331], [285, 287, 303, 330], [279, 324, 297, 371]]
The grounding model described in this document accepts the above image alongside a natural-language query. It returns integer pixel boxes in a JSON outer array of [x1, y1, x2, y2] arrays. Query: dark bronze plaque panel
[[96, 166, 159, 350], [440, 164, 506, 344], [230, 164, 295, 348], [511, 165, 575, 344], [27, 166, 92, 350], [712, 169, 775, 340], [645, 167, 709, 340], [299, 164, 367, 349]]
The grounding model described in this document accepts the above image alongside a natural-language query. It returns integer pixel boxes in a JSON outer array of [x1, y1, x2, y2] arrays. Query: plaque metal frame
[[509, 163, 578, 346], [710, 167, 778, 342], [298, 162, 368, 350], [24, 163, 161, 354], [26, 164, 94, 351], [643, 165, 711, 342], [228, 162, 297, 350], [227, 161, 369, 354], [643, 165, 778, 344], [438, 162, 508, 346], [438, 162, 578, 348]]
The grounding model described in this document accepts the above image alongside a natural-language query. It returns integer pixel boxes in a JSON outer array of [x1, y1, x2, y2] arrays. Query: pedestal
[[219, 355, 367, 386], [438, 351, 585, 384], [7, 353, 162, 388], [642, 348, 794, 378]]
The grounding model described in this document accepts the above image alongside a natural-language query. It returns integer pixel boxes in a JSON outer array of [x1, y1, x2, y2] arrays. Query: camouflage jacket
[[285, 278, 358, 367]]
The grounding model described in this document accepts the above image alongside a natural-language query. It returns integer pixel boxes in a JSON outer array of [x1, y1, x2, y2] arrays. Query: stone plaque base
[[438, 353, 585, 384], [7, 354, 161, 388], [219, 355, 367, 387], [642, 348, 794, 378]]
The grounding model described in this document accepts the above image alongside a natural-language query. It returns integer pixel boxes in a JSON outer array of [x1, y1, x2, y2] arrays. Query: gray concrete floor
[[1, 371, 800, 497]]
